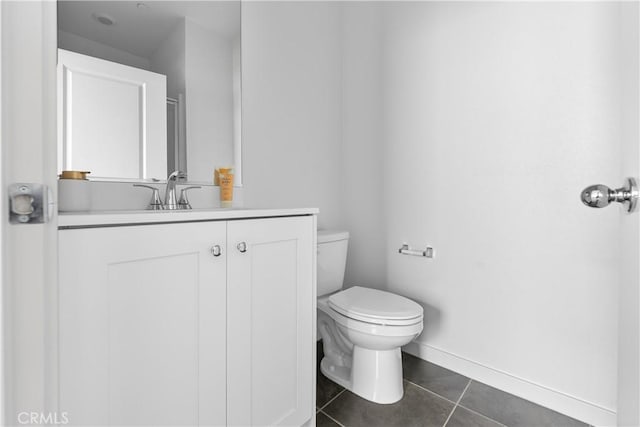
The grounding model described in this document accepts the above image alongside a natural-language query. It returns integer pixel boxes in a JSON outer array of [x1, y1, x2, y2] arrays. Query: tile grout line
[[404, 377, 506, 427], [442, 379, 472, 427], [402, 377, 510, 427], [404, 379, 460, 406], [455, 403, 508, 427], [318, 356, 506, 427], [319, 388, 347, 412], [319, 409, 347, 427]]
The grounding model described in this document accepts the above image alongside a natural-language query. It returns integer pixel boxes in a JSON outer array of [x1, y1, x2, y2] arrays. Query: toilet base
[[320, 357, 351, 390], [320, 346, 404, 404], [352, 346, 404, 404]]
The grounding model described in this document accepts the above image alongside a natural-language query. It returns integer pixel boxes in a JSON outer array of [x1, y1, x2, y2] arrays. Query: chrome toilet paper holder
[[399, 243, 434, 258]]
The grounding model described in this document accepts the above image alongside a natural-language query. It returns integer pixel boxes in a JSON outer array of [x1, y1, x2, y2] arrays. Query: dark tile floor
[[316, 342, 590, 427]]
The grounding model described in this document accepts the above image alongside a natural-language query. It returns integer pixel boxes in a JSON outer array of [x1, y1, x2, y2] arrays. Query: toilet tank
[[317, 230, 349, 296]]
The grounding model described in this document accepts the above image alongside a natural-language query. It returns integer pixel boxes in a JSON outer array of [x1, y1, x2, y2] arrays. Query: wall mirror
[[57, 0, 242, 185]]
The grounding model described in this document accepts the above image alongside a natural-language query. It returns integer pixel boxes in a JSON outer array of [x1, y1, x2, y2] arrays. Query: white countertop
[[58, 207, 319, 228]]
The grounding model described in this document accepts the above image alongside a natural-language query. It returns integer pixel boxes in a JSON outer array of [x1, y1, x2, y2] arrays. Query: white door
[[58, 222, 227, 426], [1, 1, 58, 425], [617, 4, 640, 425], [57, 49, 167, 180], [226, 216, 315, 427]]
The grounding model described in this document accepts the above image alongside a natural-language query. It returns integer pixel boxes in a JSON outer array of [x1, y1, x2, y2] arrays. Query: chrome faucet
[[164, 170, 185, 210], [133, 171, 199, 210]]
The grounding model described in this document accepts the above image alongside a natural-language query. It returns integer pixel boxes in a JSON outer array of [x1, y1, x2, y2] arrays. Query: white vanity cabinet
[[58, 212, 316, 427], [227, 217, 314, 426], [59, 221, 228, 426]]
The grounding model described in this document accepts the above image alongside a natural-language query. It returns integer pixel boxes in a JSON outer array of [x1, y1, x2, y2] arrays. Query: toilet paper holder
[[399, 243, 435, 258]]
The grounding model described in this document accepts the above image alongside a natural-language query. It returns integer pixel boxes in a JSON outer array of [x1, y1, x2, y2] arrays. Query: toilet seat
[[328, 286, 423, 326], [319, 295, 423, 338]]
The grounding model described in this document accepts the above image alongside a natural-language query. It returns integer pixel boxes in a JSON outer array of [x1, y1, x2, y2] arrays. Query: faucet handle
[[133, 184, 164, 210], [167, 170, 187, 181], [178, 186, 201, 210]]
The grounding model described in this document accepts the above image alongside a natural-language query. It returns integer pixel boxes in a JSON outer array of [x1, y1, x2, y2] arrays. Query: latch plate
[[9, 183, 52, 224]]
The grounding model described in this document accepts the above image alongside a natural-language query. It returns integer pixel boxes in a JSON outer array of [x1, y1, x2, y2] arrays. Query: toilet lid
[[328, 286, 423, 326]]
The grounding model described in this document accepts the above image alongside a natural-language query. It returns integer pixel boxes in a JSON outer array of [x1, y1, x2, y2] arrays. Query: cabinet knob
[[237, 242, 247, 253], [211, 245, 222, 257]]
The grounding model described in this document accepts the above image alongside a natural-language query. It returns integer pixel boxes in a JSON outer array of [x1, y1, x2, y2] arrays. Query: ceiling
[[58, 1, 240, 59]]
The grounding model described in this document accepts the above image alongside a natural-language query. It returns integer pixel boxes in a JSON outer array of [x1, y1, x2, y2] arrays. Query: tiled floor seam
[[318, 388, 347, 412], [403, 379, 460, 406], [319, 378, 507, 427], [319, 409, 347, 427], [403, 378, 508, 427], [454, 403, 509, 427], [442, 379, 472, 427]]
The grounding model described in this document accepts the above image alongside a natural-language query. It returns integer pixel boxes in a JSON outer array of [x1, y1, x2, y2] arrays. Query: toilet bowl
[[317, 231, 424, 404]]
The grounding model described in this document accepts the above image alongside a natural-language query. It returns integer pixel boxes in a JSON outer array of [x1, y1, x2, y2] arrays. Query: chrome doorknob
[[237, 242, 247, 253], [581, 178, 638, 212], [581, 184, 611, 208]]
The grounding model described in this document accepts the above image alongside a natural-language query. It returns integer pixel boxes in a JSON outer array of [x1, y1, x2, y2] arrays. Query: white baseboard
[[403, 341, 616, 427]]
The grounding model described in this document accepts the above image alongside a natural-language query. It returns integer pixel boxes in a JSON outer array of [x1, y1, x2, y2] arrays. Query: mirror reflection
[[57, 1, 241, 184]]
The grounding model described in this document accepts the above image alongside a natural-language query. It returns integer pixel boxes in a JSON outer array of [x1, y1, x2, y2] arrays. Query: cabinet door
[[227, 216, 315, 427], [59, 222, 226, 426], [57, 49, 167, 180]]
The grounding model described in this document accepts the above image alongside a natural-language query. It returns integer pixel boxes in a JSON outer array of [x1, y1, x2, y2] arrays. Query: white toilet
[[317, 230, 424, 404]]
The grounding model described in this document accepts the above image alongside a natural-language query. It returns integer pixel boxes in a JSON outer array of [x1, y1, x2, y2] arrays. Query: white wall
[[150, 21, 185, 102], [360, 3, 626, 425], [185, 20, 234, 183], [242, 5, 629, 422], [150, 20, 186, 177], [232, 37, 242, 183], [58, 30, 150, 70], [241, 2, 344, 230], [341, 4, 386, 289]]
